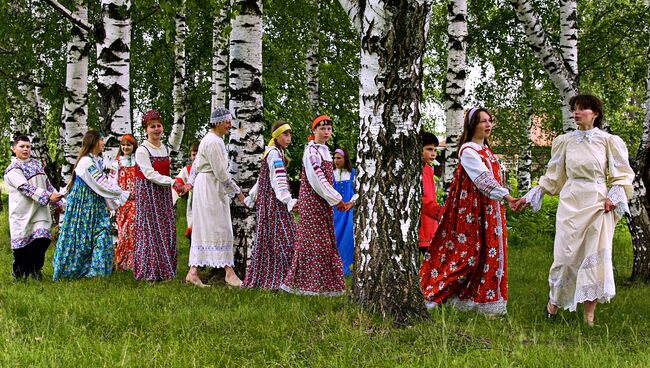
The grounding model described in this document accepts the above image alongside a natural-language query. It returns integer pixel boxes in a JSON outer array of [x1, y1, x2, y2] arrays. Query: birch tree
[[628, 32, 650, 283], [305, 0, 320, 112], [228, 0, 264, 275], [442, 0, 467, 191], [338, 0, 432, 324], [96, 0, 132, 164], [510, 0, 578, 132], [168, 0, 187, 171], [211, 0, 229, 112], [59, 0, 89, 184]]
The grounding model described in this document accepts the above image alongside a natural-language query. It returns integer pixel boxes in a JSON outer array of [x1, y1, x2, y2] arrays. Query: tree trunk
[[628, 34, 650, 283], [60, 0, 89, 185], [96, 0, 132, 168], [517, 104, 533, 192], [340, 0, 432, 325], [510, 0, 577, 132], [442, 0, 468, 193], [228, 0, 264, 276], [168, 0, 187, 172], [211, 0, 229, 112], [305, 0, 320, 112]]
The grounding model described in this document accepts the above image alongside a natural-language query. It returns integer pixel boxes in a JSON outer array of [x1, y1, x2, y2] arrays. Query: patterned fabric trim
[[279, 283, 345, 297], [308, 148, 331, 189], [272, 158, 291, 202], [11, 228, 51, 249], [473, 171, 500, 198], [608, 185, 629, 217], [17, 183, 51, 206], [446, 296, 507, 316], [4, 158, 45, 178], [523, 186, 544, 212]]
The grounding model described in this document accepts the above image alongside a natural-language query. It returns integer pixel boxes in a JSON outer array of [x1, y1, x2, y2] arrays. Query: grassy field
[[1, 196, 649, 367]]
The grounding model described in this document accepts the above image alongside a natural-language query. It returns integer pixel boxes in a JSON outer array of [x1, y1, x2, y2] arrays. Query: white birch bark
[[442, 0, 467, 192], [96, 0, 132, 168], [517, 106, 533, 192], [559, 0, 578, 79], [340, 0, 432, 324], [211, 1, 229, 111], [305, 0, 320, 111], [60, 0, 89, 185], [168, 0, 187, 171], [628, 31, 650, 282], [510, 0, 577, 132], [228, 0, 264, 275]]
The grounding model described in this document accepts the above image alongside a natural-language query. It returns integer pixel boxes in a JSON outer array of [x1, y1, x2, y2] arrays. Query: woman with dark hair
[[242, 120, 297, 290], [420, 107, 519, 316], [53, 130, 130, 280], [183, 107, 246, 287], [332, 147, 357, 276], [518, 94, 634, 325]]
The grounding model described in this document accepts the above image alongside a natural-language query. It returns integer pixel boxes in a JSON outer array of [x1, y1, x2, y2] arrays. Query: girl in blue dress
[[332, 148, 357, 276], [53, 130, 130, 280]]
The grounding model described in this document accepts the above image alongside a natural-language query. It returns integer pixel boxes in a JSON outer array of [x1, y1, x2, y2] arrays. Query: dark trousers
[[13, 237, 50, 279]]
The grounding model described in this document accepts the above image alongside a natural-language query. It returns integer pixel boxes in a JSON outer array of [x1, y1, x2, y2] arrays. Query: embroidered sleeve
[[77, 157, 129, 205], [109, 159, 120, 185], [267, 149, 293, 205], [523, 186, 544, 212], [4, 168, 51, 206], [607, 135, 634, 199], [608, 185, 630, 217], [187, 162, 198, 186], [304, 146, 342, 206], [459, 147, 509, 200]]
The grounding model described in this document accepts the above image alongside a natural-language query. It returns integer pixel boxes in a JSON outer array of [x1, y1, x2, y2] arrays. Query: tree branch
[[133, 5, 161, 27], [42, 0, 92, 32]]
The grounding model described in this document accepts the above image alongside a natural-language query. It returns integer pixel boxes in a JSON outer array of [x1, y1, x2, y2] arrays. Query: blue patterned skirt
[[53, 177, 113, 280]]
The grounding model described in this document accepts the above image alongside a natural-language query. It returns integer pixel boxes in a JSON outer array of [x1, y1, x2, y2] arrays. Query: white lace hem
[[607, 185, 629, 217], [279, 283, 345, 297], [189, 243, 233, 267], [425, 296, 507, 316], [523, 186, 544, 212]]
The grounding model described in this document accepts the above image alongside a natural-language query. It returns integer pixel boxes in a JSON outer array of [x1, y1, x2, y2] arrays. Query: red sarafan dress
[[111, 155, 137, 270], [420, 143, 508, 315]]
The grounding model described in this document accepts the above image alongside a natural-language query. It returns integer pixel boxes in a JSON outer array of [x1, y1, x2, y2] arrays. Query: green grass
[[1, 196, 649, 367]]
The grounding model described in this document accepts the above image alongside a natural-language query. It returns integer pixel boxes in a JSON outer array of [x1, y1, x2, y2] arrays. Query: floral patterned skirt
[[53, 178, 113, 280]]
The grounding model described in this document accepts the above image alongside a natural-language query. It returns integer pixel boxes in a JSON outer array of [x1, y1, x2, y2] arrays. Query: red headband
[[142, 109, 161, 129], [311, 115, 332, 130], [120, 134, 137, 145]]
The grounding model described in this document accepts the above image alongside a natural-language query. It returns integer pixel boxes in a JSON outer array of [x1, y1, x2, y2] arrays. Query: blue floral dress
[[53, 155, 129, 280]]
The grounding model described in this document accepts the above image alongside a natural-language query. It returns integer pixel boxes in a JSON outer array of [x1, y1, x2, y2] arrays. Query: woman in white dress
[[519, 94, 634, 325], [184, 108, 246, 287]]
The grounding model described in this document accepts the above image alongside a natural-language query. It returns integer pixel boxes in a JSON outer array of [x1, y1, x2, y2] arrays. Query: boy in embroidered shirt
[[419, 132, 441, 256], [173, 143, 199, 239], [4, 135, 64, 280]]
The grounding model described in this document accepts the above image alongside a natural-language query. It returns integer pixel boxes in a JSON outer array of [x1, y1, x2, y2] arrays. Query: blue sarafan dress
[[53, 155, 129, 281], [333, 168, 355, 276]]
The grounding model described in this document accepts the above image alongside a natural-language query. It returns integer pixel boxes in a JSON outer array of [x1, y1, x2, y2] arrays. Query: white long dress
[[524, 128, 634, 311], [188, 132, 241, 267]]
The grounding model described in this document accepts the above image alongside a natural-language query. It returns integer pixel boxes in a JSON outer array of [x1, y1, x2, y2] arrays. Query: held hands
[[237, 192, 246, 205], [49, 191, 64, 203], [504, 195, 527, 212], [603, 198, 616, 213], [172, 182, 184, 195], [335, 201, 354, 212]]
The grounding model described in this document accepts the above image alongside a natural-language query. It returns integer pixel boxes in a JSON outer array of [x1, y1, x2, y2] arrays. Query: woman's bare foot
[[185, 275, 209, 287]]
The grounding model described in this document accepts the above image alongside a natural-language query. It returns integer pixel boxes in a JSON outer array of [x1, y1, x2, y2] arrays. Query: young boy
[[4, 135, 63, 280], [173, 143, 199, 239], [419, 132, 441, 256]]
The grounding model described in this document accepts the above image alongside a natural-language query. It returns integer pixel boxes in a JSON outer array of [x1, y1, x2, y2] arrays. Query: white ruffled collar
[[571, 127, 603, 144]]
